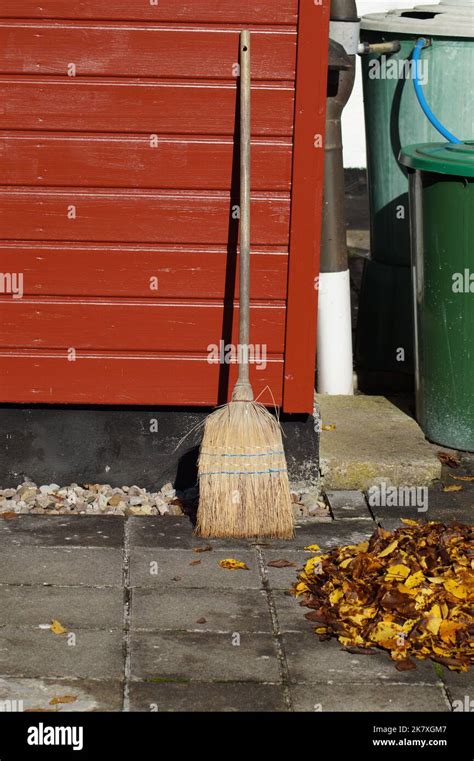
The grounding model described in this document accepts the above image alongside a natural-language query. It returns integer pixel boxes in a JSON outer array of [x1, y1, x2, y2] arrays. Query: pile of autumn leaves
[[294, 520, 473, 672]]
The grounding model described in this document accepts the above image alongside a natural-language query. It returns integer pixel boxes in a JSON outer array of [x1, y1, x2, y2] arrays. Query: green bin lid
[[399, 141, 474, 178]]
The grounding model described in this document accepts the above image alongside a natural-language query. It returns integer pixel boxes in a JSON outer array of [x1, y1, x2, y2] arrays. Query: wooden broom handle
[[236, 29, 252, 394]]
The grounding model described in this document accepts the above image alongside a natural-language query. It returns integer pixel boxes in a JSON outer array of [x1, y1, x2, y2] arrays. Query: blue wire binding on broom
[[200, 450, 285, 457], [412, 38, 462, 144], [199, 468, 287, 476]]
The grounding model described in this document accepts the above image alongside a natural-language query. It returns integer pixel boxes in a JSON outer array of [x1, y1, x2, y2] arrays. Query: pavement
[[0, 492, 471, 713]]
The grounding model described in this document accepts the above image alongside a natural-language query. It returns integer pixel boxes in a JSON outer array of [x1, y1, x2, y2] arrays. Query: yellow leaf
[[315, 627, 328, 635], [339, 557, 353, 569], [295, 581, 309, 596], [443, 579, 467, 600], [402, 619, 417, 634], [378, 540, 399, 558], [329, 588, 344, 605], [370, 621, 403, 643], [405, 570, 425, 589], [337, 635, 352, 646], [305, 556, 323, 574], [425, 616, 442, 635], [49, 695, 77, 706], [442, 485, 462, 493], [346, 609, 377, 626], [397, 583, 418, 596], [385, 564, 410, 581], [423, 604, 443, 635], [50, 619, 67, 635], [428, 603, 442, 619], [304, 544, 320, 552], [439, 620, 463, 645], [390, 648, 409, 661], [321, 424, 336, 431], [432, 643, 449, 656], [401, 518, 419, 526], [218, 559, 249, 571]]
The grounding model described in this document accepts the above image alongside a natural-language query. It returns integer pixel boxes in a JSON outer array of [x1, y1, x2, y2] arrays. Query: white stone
[[17, 486, 37, 500], [97, 494, 109, 511], [36, 494, 55, 509], [160, 482, 176, 499], [66, 489, 78, 505], [125, 504, 153, 516], [39, 484, 60, 495]]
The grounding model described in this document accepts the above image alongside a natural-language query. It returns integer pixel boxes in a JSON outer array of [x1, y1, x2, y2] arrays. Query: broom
[[195, 30, 294, 539]]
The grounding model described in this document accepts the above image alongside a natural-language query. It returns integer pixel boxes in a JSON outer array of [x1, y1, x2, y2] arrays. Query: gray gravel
[[0, 481, 184, 517], [0, 481, 330, 520]]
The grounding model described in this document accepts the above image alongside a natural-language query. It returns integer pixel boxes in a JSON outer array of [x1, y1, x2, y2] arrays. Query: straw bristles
[[195, 400, 294, 539]]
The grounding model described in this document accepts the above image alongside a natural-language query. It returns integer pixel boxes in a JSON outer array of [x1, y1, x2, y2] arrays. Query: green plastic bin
[[399, 141, 474, 451], [356, 2, 474, 383]]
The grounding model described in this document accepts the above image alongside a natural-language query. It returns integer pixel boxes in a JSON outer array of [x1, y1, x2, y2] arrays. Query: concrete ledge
[[316, 394, 441, 490]]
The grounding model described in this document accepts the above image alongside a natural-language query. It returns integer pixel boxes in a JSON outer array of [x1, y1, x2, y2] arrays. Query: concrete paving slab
[[369, 504, 427, 528], [317, 395, 441, 490], [424, 490, 474, 524], [264, 519, 375, 551], [290, 683, 449, 712], [129, 680, 286, 712], [441, 669, 474, 709], [0, 627, 123, 679], [370, 490, 473, 528], [128, 516, 252, 550], [0, 515, 124, 547], [262, 551, 306, 590], [131, 631, 280, 682], [326, 490, 372, 520], [0, 585, 123, 629], [0, 677, 122, 712], [0, 547, 122, 587], [129, 548, 261, 589], [131, 588, 271, 633], [282, 634, 440, 686], [273, 591, 311, 633], [374, 517, 405, 532]]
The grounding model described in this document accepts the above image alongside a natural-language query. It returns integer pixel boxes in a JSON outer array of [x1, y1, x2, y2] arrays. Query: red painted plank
[[0, 23, 296, 81], [0, 243, 288, 300], [0, 1, 297, 25], [0, 298, 285, 352], [0, 133, 292, 191], [0, 78, 294, 136], [0, 352, 284, 406], [283, 0, 329, 414], [0, 189, 290, 245]]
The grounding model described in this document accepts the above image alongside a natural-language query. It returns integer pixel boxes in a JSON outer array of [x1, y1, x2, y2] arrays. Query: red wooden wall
[[0, 1, 329, 413]]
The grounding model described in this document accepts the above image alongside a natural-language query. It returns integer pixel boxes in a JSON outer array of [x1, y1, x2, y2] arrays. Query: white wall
[[342, 0, 434, 167]]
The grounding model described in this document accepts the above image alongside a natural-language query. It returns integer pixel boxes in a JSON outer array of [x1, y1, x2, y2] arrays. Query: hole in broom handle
[[238, 29, 251, 391]]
